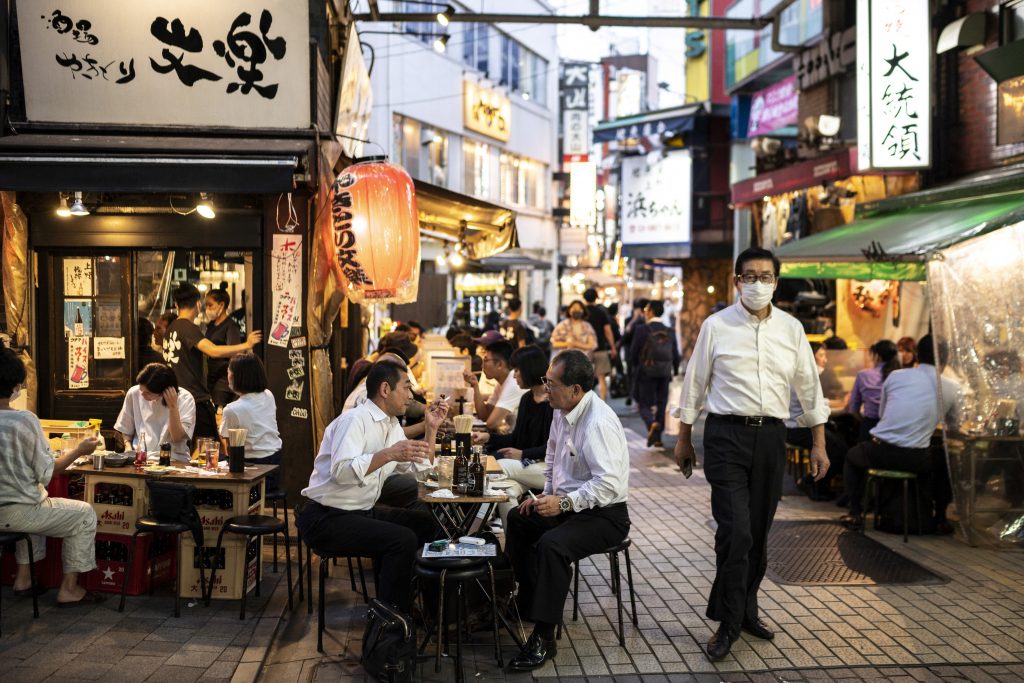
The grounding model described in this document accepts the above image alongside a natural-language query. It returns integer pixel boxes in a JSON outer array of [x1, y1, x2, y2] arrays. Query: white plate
[[488, 473, 507, 482], [424, 480, 439, 488], [488, 481, 515, 490]]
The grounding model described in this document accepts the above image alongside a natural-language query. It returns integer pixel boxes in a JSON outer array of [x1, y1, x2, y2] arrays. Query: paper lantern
[[327, 157, 420, 304]]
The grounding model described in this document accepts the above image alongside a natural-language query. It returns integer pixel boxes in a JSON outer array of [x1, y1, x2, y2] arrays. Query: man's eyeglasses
[[541, 376, 567, 389], [738, 272, 776, 285]]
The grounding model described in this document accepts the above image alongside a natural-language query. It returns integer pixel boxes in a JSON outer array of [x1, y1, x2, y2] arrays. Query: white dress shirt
[[342, 379, 369, 412], [871, 364, 962, 449], [114, 385, 196, 461], [543, 391, 629, 511], [301, 400, 428, 511], [678, 302, 829, 428], [219, 390, 282, 460]]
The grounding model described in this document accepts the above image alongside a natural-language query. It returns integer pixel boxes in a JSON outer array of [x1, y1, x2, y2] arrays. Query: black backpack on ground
[[362, 598, 417, 682], [640, 326, 674, 379]]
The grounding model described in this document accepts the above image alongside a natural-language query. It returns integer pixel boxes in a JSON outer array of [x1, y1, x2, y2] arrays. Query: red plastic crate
[[83, 532, 177, 595], [1, 536, 65, 588]]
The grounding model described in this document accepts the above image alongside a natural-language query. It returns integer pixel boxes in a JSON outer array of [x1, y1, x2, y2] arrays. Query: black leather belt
[[708, 413, 783, 427]]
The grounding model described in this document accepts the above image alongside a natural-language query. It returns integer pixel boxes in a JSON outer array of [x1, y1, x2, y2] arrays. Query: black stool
[[865, 468, 922, 543], [0, 532, 41, 634], [205, 514, 293, 619], [556, 538, 637, 646], [120, 481, 205, 618], [414, 552, 502, 683], [262, 460, 288, 573]]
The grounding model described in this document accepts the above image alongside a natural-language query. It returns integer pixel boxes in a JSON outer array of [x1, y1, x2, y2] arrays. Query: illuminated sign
[[856, 0, 932, 170], [620, 151, 692, 245], [568, 161, 597, 228], [463, 80, 511, 142]]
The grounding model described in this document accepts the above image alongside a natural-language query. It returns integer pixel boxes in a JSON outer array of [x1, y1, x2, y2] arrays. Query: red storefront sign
[[731, 148, 859, 204]]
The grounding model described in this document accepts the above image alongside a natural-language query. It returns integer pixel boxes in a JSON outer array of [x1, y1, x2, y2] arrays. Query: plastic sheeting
[[1, 192, 37, 412], [929, 222, 1024, 547]]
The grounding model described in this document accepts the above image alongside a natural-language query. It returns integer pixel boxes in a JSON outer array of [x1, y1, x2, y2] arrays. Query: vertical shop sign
[[68, 335, 90, 388], [857, 0, 931, 170], [561, 62, 590, 160], [268, 293, 297, 348], [271, 234, 302, 326], [568, 161, 597, 228], [620, 150, 692, 245]]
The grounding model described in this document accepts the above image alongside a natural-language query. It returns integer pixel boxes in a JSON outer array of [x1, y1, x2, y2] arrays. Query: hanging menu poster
[[63, 258, 93, 296], [68, 336, 90, 388], [94, 336, 126, 359], [271, 234, 303, 325], [268, 292, 298, 348], [64, 299, 93, 337]]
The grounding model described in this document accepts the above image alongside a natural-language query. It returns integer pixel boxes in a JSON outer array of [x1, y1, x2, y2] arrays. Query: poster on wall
[[620, 150, 692, 245], [428, 356, 471, 402], [68, 336, 90, 388], [268, 292, 298, 348], [17, 0, 310, 129], [271, 234, 303, 325], [63, 257, 93, 296], [94, 336, 126, 359], [64, 299, 93, 337]]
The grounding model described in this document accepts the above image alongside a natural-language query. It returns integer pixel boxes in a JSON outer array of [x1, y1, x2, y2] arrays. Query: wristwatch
[[558, 496, 573, 513]]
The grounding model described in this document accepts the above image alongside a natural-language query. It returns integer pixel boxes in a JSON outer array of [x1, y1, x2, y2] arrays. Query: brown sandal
[[57, 591, 106, 608]]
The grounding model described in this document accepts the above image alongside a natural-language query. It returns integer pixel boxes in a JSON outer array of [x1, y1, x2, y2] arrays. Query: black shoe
[[508, 632, 556, 671], [840, 513, 864, 531], [705, 623, 738, 661], [741, 616, 774, 640]]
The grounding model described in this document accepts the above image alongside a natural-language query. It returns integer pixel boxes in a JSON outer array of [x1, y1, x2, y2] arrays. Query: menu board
[[427, 355, 471, 400]]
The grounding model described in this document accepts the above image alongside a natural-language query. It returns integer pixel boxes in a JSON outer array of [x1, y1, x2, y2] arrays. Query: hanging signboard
[[568, 161, 597, 228], [16, 0, 310, 129], [620, 150, 692, 246], [747, 75, 799, 138], [856, 0, 931, 170], [561, 62, 590, 159], [464, 81, 511, 142], [335, 24, 373, 157]]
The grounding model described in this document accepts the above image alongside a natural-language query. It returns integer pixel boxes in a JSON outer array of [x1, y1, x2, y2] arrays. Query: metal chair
[[556, 538, 638, 646], [865, 468, 922, 543], [0, 532, 41, 635]]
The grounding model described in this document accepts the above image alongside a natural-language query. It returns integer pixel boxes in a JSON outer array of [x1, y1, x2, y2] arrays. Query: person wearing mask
[[582, 288, 616, 400], [675, 248, 829, 661], [219, 352, 283, 491], [473, 345, 553, 526], [0, 341, 104, 607], [841, 335, 961, 531], [115, 363, 197, 462], [505, 351, 631, 671], [136, 318, 165, 374], [847, 339, 901, 442], [204, 288, 242, 408], [162, 283, 261, 439], [621, 298, 650, 407], [897, 336, 918, 368], [550, 300, 598, 359], [629, 300, 681, 448], [297, 361, 447, 613], [500, 297, 534, 348], [463, 340, 526, 432]]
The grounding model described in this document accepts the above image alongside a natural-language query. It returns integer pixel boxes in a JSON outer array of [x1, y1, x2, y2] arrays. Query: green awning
[[776, 190, 1024, 280]]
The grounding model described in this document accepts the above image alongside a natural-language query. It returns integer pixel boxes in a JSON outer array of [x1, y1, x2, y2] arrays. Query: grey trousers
[[0, 497, 98, 574]]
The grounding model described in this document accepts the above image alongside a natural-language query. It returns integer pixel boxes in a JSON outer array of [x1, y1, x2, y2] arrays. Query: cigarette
[[528, 490, 539, 502]]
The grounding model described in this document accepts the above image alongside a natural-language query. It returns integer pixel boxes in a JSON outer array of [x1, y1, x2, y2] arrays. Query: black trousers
[[637, 376, 670, 433], [845, 438, 931, 516], [296, 500, 438, 612], [193, 399, 218, 439], [505, 503, 630, 625], [378, 472, 426, 510], [703, 416, 786, 626]]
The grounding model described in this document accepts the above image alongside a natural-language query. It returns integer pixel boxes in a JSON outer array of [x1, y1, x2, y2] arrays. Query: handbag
[[146, 480, 204, 547], [362, 598, 416, 682]]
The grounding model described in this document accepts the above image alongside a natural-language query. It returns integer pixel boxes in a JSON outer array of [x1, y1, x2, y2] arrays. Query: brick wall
[[956, 0, 1024, 173], [798, 81, 830, 122]]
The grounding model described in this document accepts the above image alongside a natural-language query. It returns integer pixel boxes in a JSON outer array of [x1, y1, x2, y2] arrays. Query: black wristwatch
[[558, 496, 572, 513]]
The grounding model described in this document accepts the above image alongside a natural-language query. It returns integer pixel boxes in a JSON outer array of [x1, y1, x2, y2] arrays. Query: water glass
[[206, 441, 220, 469], [437, 456, 454, 489]]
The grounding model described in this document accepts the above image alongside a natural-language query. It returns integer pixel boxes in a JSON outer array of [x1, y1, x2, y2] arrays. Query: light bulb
[[449, 251, 464, 268], [433, 34, 449, 53], [435, 252, 447, 267], [196, 193, 216, 219], [69, 192, 89, 216], [56, 195, 71, 218], [436, 6, 454, 26]]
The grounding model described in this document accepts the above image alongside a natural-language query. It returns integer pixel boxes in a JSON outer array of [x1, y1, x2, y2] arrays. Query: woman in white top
[[219, 352, 283, 491], [114, 363, 196, 462], [550, 299, 598, 358]]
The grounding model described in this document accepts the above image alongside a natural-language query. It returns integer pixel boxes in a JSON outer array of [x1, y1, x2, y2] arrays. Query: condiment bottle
[[159, 442, 171, 467]]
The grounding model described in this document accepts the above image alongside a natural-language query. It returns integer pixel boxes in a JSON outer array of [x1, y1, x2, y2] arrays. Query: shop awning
[[471, 250, 552, 272], [592, 104, 704, 144], [0, 134, 309, 193], [776, 190, 1024, 280], [413, 179, 517, 260]]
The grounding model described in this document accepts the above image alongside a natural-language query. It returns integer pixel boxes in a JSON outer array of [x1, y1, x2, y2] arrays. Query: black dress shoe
[[705, 623, 738, 661], [742, 616, 774, 640], [508, 632, 556, 671], [840, 513, 864, 531]]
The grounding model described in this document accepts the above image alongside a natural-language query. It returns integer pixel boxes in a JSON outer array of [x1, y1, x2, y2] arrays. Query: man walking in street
[[583, 288, 616, 400], [505, 350, 631, 671], [629, 299, 680, 448], [675, 247, 830, 661]]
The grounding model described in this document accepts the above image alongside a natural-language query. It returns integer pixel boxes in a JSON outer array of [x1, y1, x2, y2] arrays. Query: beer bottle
[[469, 448, 485, 496], [453, 434, 470, 493], [159, 442, 171, 467]]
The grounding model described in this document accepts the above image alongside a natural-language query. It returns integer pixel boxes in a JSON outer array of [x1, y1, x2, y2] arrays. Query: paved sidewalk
[[255, 397, 1024, 682]]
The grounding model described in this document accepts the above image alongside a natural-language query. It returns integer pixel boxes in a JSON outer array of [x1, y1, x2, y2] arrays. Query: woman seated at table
[[473, 345, 553, 526], [114, 363, 196, 462], [219, 352, 283, 492], [0, 340, 104, 606]]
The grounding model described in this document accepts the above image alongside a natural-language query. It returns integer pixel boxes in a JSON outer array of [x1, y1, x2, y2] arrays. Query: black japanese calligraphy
[[42, 10, 98, 45], [55, 52, 134, 83], [212, 11, 287, 99], [331, 179, 373, 288], [46, 9, 135, 84], [150, 17, 222, 86], [879, 42, 921, 161]]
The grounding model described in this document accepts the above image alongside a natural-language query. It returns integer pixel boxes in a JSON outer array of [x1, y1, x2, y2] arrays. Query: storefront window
[[463, 140, 493, 200], [520, 49, 548, 105], [392, 114, 451, 187], [462, 23, 490, 76], [499, 152, 546, 209], [500, 35, 521, 92]]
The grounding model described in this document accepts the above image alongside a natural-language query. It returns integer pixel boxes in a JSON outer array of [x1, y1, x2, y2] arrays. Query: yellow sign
[[685, 0, 709, 103], [464, 81, 511, 142]]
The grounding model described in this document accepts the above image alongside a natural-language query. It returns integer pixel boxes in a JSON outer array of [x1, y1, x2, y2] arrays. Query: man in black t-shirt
[[499, 297, 534, 349], [163, 283, 261, 439], [583, 288, 616, 400]]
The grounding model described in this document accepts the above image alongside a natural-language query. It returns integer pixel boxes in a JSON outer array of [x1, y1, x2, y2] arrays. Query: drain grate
[[765, 520, 948, 586]]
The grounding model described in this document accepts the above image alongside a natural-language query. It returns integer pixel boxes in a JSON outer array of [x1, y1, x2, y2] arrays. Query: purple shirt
[[847, 364, 884, 419]]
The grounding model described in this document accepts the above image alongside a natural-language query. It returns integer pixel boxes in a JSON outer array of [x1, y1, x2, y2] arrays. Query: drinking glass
[[206, 441, 220, 469], [437, 456, 454, 489]]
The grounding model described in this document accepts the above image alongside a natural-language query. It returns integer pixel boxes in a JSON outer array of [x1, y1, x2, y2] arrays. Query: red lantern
[[327, 157, 420, 304]]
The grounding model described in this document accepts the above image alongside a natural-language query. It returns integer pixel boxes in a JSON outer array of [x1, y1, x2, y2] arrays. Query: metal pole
[[353, 13, 770, 31]]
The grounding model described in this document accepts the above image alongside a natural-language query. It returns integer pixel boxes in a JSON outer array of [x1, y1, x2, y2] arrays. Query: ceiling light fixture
[[55, 194, 71, 218], [435, 252, 447, 267], [69, 191, 89, 216], [196, 193, 216, 219], [433, 34, 450, 53], [448, 249, 464, 268], [436, 5, 455, 26]]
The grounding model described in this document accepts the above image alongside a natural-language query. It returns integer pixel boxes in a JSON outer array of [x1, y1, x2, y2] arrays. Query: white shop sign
[[620, 151, 692, 246]]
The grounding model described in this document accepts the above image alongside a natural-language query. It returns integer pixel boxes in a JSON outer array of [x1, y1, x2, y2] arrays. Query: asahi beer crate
[[179, 536, 260, 601], [193, 482, 264, 538], [83, 532, 176, 595], [85, 476, 148, 534]]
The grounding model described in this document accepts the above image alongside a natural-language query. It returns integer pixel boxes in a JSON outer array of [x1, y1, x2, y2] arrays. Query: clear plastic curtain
[[928, 222, 1024, 547]]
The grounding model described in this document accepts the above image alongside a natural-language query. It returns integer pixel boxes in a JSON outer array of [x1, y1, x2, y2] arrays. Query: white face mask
[[740, 281, 775, 310]]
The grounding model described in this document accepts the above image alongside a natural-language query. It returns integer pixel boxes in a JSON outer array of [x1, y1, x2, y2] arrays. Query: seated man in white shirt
[[296, 361, 447, 612], [114, 363, 197, 462], [463, 337, 527, 432], [504, 350, 631, 671], [842, 334, 962, 530]]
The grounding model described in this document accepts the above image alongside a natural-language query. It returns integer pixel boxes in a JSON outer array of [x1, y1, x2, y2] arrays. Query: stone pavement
[[254, 395, 1024, 682]]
